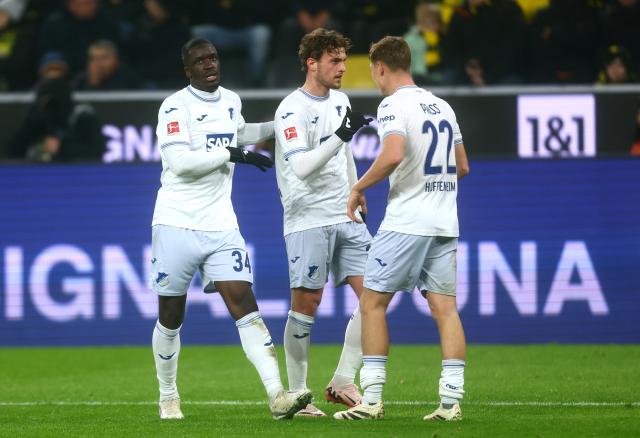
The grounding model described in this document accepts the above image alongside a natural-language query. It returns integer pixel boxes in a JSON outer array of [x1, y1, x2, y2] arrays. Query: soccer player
[[151, 38, 312, 420], [273, 28, 372, 417], [334, 36, 470, 421]]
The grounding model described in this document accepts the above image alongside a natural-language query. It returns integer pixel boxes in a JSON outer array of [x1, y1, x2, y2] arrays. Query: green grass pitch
[[2, 345, 639, 437]]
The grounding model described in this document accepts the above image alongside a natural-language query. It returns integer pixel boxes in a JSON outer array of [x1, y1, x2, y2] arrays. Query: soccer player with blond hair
[[334, 36, 470, 421]]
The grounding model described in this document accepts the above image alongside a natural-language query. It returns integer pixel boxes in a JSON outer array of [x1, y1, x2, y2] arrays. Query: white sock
[[152, 321, 181, 401], [360, 355, 387, 404], [332, 306, 362, 387], [284, 310, 314, 391], [439, 359, 465, 406], [236, 311, 284, 400]]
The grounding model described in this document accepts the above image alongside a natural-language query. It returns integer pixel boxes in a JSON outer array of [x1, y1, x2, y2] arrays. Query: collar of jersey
[[188, 85, 221, 102], [297, 87, 329, 101], [395, 85, 420, 93]]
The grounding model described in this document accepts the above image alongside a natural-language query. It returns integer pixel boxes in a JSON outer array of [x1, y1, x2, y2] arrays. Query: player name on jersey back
[[376, 86, 463, 237]]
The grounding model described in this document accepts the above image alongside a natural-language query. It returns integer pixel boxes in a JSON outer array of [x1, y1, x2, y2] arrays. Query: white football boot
[[423, 403, 462, 421], [333, 401, 384, 420], [159, 398, 184, 420], [294, 403, 326, 417], [269, 389, 313, 420]]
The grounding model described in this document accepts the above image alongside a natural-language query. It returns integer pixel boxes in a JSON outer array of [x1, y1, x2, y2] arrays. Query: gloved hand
[[226, 147, 273, 172], [334, 107, 373, 142]]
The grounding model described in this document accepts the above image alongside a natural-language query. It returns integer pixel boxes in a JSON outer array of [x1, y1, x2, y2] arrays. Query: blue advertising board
[[0, 159, 639, 345]]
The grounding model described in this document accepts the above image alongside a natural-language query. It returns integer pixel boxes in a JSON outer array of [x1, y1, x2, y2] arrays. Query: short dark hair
[[298, 28, 352, 72], [181, 38, 213, 67], [369, 36, 411, 72]]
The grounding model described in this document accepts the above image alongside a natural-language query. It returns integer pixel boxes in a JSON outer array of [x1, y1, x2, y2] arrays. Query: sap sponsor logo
[[206, 133, 234, 150], [377, 114, 395, 124], [102, 124, 160, 163]]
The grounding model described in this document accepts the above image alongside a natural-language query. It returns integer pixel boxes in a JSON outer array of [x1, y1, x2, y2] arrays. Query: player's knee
[[291, 288, 322, 315], [427, 294, 457, 320], [158, 296, 186, 329], [359, 291, 386, 316]]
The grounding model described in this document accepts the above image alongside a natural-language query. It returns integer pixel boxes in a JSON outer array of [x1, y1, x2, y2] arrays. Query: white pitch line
[[0, 400, 637, 407]]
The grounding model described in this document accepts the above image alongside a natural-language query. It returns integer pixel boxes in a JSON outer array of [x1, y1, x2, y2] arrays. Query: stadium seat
[[342, 55, 376, 89], [516, 0, 549, 21]]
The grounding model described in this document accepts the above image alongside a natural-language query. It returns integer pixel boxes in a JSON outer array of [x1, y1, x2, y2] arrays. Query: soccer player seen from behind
[[334, 36, 470, 421], [273, 28, 373, 417], [150, 38, 311, 421]]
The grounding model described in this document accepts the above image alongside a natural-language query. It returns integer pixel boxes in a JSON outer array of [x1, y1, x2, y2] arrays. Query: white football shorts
[[284, 221, 371, 289], [364, 231, 457, 296], [150, 224, 253, 296]]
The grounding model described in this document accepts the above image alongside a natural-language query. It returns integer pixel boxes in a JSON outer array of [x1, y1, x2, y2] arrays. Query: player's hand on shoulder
[[226, 146, 274, 172], [335, 107, 373, 142]]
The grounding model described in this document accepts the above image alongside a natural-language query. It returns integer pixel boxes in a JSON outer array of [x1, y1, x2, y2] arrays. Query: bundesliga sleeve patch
[[284, 126, 298, 141], [167, 121, 180, 135]]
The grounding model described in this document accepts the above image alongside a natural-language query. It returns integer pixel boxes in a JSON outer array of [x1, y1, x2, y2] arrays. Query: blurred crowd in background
[[2, 0, 639, 162], [0, 0, 638, 92]]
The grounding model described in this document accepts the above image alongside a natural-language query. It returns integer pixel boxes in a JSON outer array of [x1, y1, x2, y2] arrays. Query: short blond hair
[[369, 36, 411, 71]]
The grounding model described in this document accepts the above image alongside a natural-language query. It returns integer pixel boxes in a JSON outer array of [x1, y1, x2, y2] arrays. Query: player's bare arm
[[347, 133, 405, 223], [455, 143, 470, 179]]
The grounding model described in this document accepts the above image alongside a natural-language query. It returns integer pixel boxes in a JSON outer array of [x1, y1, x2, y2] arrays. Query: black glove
[[226, 147, 273, 172], [334, 106, 373, 142]]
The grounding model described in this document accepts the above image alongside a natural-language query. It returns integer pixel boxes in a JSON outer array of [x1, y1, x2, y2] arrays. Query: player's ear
[[306, 57, 317, 73]]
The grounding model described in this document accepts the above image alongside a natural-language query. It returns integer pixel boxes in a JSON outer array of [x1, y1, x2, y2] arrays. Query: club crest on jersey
[[156, 272, 169, 287], [206, 133, 235, 150], [335, 105, 342, 116], [167, 121, 180, 135], [284, 126, 298, 141], [228, 107, 234, 119], [308, 265, 319, 279]]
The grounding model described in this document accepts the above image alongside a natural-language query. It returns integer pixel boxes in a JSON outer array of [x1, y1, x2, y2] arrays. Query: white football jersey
[[152, 85, 245, 231], [274, 88, 353, 236], [376, 86, 463, 237]]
